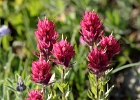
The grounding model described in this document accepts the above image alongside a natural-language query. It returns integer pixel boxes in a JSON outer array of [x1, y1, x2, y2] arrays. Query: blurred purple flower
[[0, 25, 10, 37], [16, 77, 26, 92]]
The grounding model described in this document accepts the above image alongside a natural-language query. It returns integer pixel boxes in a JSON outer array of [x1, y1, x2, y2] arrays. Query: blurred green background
[[0, 0, 140, 100]]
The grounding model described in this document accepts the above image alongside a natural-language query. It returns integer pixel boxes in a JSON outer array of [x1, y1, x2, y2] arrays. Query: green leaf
[[47, 93, 52, 100], [7, 78, 14, 86], [113, 10, 120, 26], [88, 73, 97, 87], [87, 89, 93, 99], [6, 90, 9, 100], [61, 83, 67, 88], [56, 82, 63, 93], [52, 90, 56, 99], [106, 10, 114, 24], [15, 73, 20, 82], [65, 91, 70, 98], [56, 66, 63, 74], [64, 70, 69, 79], [111, 62, 140, 74], [105, 85, 114, 98], [24, 75, 30, 83], [91, 86, 97, 98], [105, 68, 113, 77], [6, 85, 16, 92], [49, 73, 56, 84], [2, 35, 10, 50], [103, 78, 110, 85], [89, 72, 96, 79], [98, 81, 104, 92], [65, 85, 70, 98]]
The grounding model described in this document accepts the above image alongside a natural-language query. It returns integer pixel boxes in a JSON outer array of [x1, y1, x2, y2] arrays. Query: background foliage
[[0, 0, 140, 99]]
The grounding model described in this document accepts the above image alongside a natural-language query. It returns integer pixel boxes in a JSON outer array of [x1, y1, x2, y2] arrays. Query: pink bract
[[99, 35, 121, 60], [35, 19, 58, 57], [31, 59, 52, 85], [26, 90, 43, 100], [88, 47, 110, 76], [52, 39, 75, 68], [80, 11, 103, 46]]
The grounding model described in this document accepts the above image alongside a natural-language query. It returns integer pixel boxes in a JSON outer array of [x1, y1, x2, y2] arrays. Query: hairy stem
[[62, 68, 65, 100], [43, 85, 46, 99], [50, 85, 54, 96], [96, 76, 99, 100], [102, 73, 105, 99]]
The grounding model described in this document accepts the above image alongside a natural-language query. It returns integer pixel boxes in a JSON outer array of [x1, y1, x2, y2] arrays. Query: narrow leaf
[[112, 62, 140, 74], [105, 85, 114, 98], [87, 89, 93, 99]]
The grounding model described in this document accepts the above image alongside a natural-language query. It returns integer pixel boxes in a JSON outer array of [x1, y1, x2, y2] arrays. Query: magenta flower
[[31, 59, 52, 85], [80, 11, 103, 46], [88, 47, 109, 76], [37, 40, 52, 57], [99, 35, 121, 60], [35, 19, 58, 57], [26, 90, 43, 100], [52, 39, 75, 68]]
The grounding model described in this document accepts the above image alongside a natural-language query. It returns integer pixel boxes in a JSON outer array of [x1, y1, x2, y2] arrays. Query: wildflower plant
[[24, 10, 121, 100], [6, 10, 120, 100], [80, 11, 120, 99], [25, 18, 75, 100]]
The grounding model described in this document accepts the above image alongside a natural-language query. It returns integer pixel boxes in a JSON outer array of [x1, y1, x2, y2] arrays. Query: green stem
[[62, 68, 65, 100], [106, 83, 109, 100], [43, 85, 46, 99], [19, 92, 22, 100], [96, 76, 99, 100], [50, 85, 54, 96], [62, 69, 64, 83], [0, 37, 1, 49], [102, 75, 105, 99]]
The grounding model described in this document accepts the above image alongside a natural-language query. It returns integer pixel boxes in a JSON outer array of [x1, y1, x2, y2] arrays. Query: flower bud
[[31, 59, 52, 85], [52, 39, 75, 68], [80, 11, 103, 46], [99, 35, 121, 60], [88, 47, 110, 76], [26, 90, 43, 100], [35, 19, 58, 57]]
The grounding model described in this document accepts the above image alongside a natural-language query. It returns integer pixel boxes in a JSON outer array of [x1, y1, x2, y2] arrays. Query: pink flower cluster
[[52, 40, 75, 68], [80, 11, 103, 46], [31, 59, 52, 85], [35, 19, 58, 58], [31, 18, 75, 83], [26, 10, 120, 98], [88, 47, 110, 75], [99, 35, 121, 60], [80, 11, 120, 76], [26, 90, 43, 100], [27, 18, 75, 98]]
